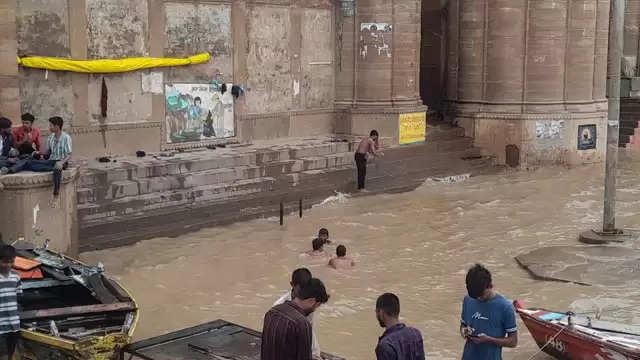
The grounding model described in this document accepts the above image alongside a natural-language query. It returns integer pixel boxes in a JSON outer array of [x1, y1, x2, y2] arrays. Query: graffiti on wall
[[536, 120, 564, 140], [164, 83, 234, 144], [577, 124, 597, 150], [359, 23, 392, 59]]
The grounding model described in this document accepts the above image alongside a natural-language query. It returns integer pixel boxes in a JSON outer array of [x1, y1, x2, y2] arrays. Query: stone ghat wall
[[77, 123, 493, 251], [11, 0, 337, 157]]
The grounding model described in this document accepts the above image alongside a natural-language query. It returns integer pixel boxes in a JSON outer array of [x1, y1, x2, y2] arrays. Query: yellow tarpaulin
[[399, 112, 427, 145], [17, 53, 210, 73]]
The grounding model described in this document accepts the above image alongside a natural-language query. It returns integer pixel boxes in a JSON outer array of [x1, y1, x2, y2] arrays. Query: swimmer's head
[[312, 238, 324, 251], [318, 228, 329, 241], [336, 245, 346, 258]]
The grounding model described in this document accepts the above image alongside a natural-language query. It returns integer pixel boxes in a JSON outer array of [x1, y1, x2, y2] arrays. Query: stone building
[[0, 0, 423, 158], [0, 0, 637, 166]]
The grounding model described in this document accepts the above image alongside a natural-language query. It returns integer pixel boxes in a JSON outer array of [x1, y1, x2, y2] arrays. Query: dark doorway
[[420, 0, 447, 113]]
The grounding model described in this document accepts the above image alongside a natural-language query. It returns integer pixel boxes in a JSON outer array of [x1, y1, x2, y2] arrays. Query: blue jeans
[[0, 156, 30, 174], [24, 160, 67, 196]]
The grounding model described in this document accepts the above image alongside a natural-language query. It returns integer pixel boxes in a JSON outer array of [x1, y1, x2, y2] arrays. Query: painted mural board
[[577, 124, 597, 150], [399, 112, 426, 145], [164, 83, 234, 144]]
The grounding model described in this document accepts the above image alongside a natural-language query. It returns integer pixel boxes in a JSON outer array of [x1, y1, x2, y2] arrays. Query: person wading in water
[[355, 130, 383, 191]]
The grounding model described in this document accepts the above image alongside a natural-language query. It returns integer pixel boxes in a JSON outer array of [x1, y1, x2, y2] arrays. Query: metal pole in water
[[603, 0, 624, 233], [580, 0, 629, 244], [280, 202, 284, 226]]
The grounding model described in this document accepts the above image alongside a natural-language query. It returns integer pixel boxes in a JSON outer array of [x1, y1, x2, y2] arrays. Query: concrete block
[[631, 77, 640, 91], [621, 78, 631, 98], [108, 181, 139, 199], [184, 168, 237, 188], [149, 176, 182, 193], [302, 157, 329, 170], [77, 188, 96, 205]]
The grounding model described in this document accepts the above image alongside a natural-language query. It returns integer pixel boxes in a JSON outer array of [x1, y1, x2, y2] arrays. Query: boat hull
[[517, 306, 640, 360], [14, 246, 139, 360]]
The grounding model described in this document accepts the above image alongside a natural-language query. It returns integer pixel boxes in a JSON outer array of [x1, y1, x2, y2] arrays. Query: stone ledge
[[0, 168, 78, 190]]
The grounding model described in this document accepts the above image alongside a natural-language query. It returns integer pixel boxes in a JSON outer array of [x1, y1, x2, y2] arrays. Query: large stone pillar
[[0, 0, 20, 121], [336, 0, 427, 144], [447, 0, 608, 166], [0, 170, 79, 255]]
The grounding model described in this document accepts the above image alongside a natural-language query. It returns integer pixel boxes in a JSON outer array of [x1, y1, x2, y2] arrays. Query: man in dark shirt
[[262, 278, 330, 360], [375, 293, 425, 360]]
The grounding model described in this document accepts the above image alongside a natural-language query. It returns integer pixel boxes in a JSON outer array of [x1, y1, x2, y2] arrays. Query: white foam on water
[[426, 173, 472, 184], [314, 191, 351, 208]]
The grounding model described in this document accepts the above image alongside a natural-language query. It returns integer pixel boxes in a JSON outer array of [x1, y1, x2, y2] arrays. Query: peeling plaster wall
[[301, 9, 334, 109], [164, 2, 232, 83], [86, 0, 148, 59], [16, 0, 70, 57], [20, 69, 74, 127], [87, 74, 152, 124], [246, 6, 292, 114], [17, 0, 73, 130], [12, 0, 339, 156]]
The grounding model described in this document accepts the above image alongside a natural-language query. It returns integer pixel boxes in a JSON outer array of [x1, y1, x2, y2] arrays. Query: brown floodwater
[[81, 154, 640, 360]]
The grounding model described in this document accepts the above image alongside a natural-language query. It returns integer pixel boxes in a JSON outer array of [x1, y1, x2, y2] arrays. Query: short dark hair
[[49, 116, 64, 129], [466, 263, 492, 299], [336, 245, 346, 257], [0, 117, 11, 129], [297, 278, 329, 304], [21, 113, 35, 123], [312, 238, 323, 251], [318, 228, 329, 236], [291, 268, 312, 287], [376, 293, 400, 317], [194, 96, 201, 103], [370, 130, 379, 137], [0, 245, 16, 262]]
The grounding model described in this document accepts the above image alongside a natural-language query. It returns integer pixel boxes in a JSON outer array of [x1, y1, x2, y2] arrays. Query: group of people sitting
[[0, 114, 72, 196]]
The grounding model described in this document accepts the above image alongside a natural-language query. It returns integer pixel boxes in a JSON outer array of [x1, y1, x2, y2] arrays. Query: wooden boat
[[14, 241, 139, 360], [120, 319, 344, 360], [515, 300, 640, 360]]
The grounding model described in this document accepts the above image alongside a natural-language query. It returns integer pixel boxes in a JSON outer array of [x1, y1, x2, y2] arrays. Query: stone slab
[[516, 245, 640, 286]]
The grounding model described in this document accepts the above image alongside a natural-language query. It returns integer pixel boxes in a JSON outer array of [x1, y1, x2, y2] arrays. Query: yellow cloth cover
[[17, 53, 210, 73]]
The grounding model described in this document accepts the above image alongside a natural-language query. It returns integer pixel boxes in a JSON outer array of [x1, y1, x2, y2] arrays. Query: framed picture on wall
[[577, 124, 597, 150]]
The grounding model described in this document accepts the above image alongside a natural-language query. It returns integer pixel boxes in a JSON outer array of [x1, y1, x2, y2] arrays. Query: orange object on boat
[[16, 268, 43, 279], [13, 256, 41, 271]]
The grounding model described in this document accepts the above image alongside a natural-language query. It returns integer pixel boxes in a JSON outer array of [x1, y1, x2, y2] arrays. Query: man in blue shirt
[[375, 293, 425, 360], [460, 264, 517, 360]]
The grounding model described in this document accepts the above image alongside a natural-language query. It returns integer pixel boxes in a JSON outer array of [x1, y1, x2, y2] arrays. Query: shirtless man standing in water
[[355, 130, 383, 191]]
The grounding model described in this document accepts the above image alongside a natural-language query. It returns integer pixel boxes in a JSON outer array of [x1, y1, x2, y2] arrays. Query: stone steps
[[77, 124, 486, 250], [78, 146, 492, 251]]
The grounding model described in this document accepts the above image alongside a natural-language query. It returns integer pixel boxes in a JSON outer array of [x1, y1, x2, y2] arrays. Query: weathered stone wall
[[446, 0, 609, 166], [8, 0, 340, 158]]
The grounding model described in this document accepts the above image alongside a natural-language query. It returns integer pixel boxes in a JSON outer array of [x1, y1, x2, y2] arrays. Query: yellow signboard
[[399, 112, 426, 145]]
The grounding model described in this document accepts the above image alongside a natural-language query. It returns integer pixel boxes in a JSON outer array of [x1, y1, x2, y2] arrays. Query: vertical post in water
[[280, 202, 284, 226], [299, 198, 303, 218], [603, 0, 624, 233]]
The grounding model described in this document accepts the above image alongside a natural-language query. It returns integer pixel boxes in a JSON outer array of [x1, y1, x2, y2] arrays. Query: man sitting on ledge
[[1, 116, 71, 197]]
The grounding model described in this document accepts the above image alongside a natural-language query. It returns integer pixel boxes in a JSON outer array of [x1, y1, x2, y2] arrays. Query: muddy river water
[[82, 155, 640, 360]]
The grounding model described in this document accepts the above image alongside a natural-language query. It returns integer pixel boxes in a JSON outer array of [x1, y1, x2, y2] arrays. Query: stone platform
[[66, 123, 494, 251]]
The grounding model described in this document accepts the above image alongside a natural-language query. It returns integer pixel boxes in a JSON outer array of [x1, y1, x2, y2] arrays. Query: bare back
[[356, 137, 375, 154], [329, 257, 355, 270]]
